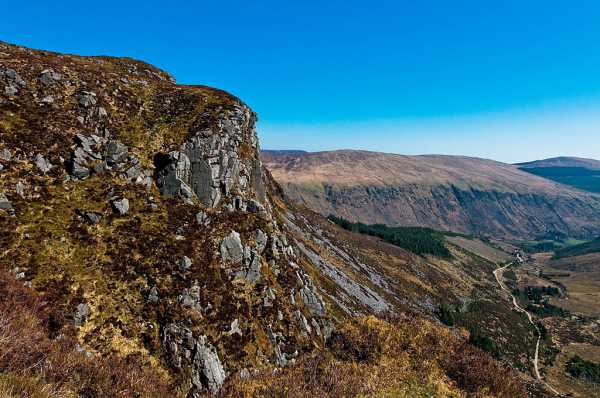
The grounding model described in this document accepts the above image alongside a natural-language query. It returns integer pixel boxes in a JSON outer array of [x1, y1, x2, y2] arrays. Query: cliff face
[[0, 43, 534, 397], [0, 42, 332, 396], [262, 150, 600, 239]]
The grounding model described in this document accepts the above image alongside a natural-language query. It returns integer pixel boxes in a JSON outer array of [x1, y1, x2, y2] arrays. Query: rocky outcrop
[[155, 105, 263, 208]]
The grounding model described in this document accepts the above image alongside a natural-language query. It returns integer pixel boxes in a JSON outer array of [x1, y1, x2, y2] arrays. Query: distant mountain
[[516, 157, 600, 193], [261, 150, 600, 240], [516, 156, 600, 170]]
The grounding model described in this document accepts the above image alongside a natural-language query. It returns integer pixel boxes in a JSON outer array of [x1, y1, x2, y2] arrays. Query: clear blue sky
[[4, 1, 600, 162]]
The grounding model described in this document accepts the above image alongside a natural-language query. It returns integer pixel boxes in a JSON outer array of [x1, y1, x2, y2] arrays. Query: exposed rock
[[156, 151, 194, 202], [0, 192, 12, 210], [0, 148, 11, 162], [1, 66, 26, 95], [111, 198, 129, 215], [77, 209, 102, 225], [246, 198, 269, 219], [294, 310, 312, 335], [179, 255, 192, 272], [73, 303, 90, 326], [195, 211, 210, 226], [226, 319, 242, 336], [39, 68, 62, 85], [147, 286, 159, 303], [255, 229, 268, 253], [77, 91, 97, 107], [105, 141, 128, 165], [179, 282, 203, 313], [190, 336, 226, 395], [34, 154, 53, 173], [236, 247, 261, 282], [300, 285, 326, 316], [220, 231, 243, 264]]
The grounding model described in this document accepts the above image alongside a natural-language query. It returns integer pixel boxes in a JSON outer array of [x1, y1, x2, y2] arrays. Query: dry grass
[[220, 315, 527, 398]]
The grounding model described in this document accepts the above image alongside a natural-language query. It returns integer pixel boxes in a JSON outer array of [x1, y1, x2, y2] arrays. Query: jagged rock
[[294, 310, 312, 335], [69, 134, 103, 179], [41, 95, 54, 104], [190, 336, 226, 395], [71, 161, 90, 180], [148, 286, 159, 302], [226, 319, 242, 336], [195, 211, 210, 226], [77, 91, 97, 107], [1, 67, 26, 95], [263, 287, 276, 307], [39, 68, 62, 85], [179, 283, 203, 312], [266, 324, 287, 366], [0, 192, 12, 210], [179, 255, 192, 272], [73, 303, 90, 326], [105, 141, 128, 165], [255, 229, 267, 253], [220, 231, 243, 264], [300, 285, 326, 316], [236, 247, 261, 282], [156, 151, 194, 202], [311, 318, 322, 337], [34, 154, 53, 173], [77, 209, 102, 224], [246, 199, 268, 219], [111, 198, 129, 215]]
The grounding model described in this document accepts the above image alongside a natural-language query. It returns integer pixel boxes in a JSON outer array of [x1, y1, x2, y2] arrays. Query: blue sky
[[3, 1, 600, 162]]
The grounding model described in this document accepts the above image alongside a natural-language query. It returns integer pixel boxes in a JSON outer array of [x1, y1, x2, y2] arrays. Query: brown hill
[[261, 149, 600, 239]]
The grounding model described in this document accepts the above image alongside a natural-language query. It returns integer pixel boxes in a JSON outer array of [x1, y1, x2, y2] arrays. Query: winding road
[[493, 262, 562, 396]]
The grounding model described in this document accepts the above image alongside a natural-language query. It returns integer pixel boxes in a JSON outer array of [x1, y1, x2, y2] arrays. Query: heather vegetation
[[0, 269, 173, 398], [220, 315, 526, 397], [328, 215, 451, 258]]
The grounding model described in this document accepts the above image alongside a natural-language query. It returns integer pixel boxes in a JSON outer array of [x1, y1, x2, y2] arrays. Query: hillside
[[0, 42, 541, 397], [517, 156, 600, 170], [516, 157, 600, 194], [261, 149, 600, 240]]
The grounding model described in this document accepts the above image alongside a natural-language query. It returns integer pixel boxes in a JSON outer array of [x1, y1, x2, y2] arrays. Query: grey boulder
[[105, 141, 128, 165], [190, 336, 226, 395], [220, 231, 243, 264], [111, 198, 129, 215], [0, 192, 12, 210], [34, 154, 53, 173]]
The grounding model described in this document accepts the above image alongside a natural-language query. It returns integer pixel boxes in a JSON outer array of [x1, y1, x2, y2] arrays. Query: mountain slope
[[261, 150, 600, 240], [516, 157, 600, 193], [0, 42, 536, 397], [517, 156, 600, 170]]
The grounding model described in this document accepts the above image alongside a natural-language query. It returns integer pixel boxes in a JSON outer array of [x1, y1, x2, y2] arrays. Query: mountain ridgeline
[[261, 150, 600, 240]]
